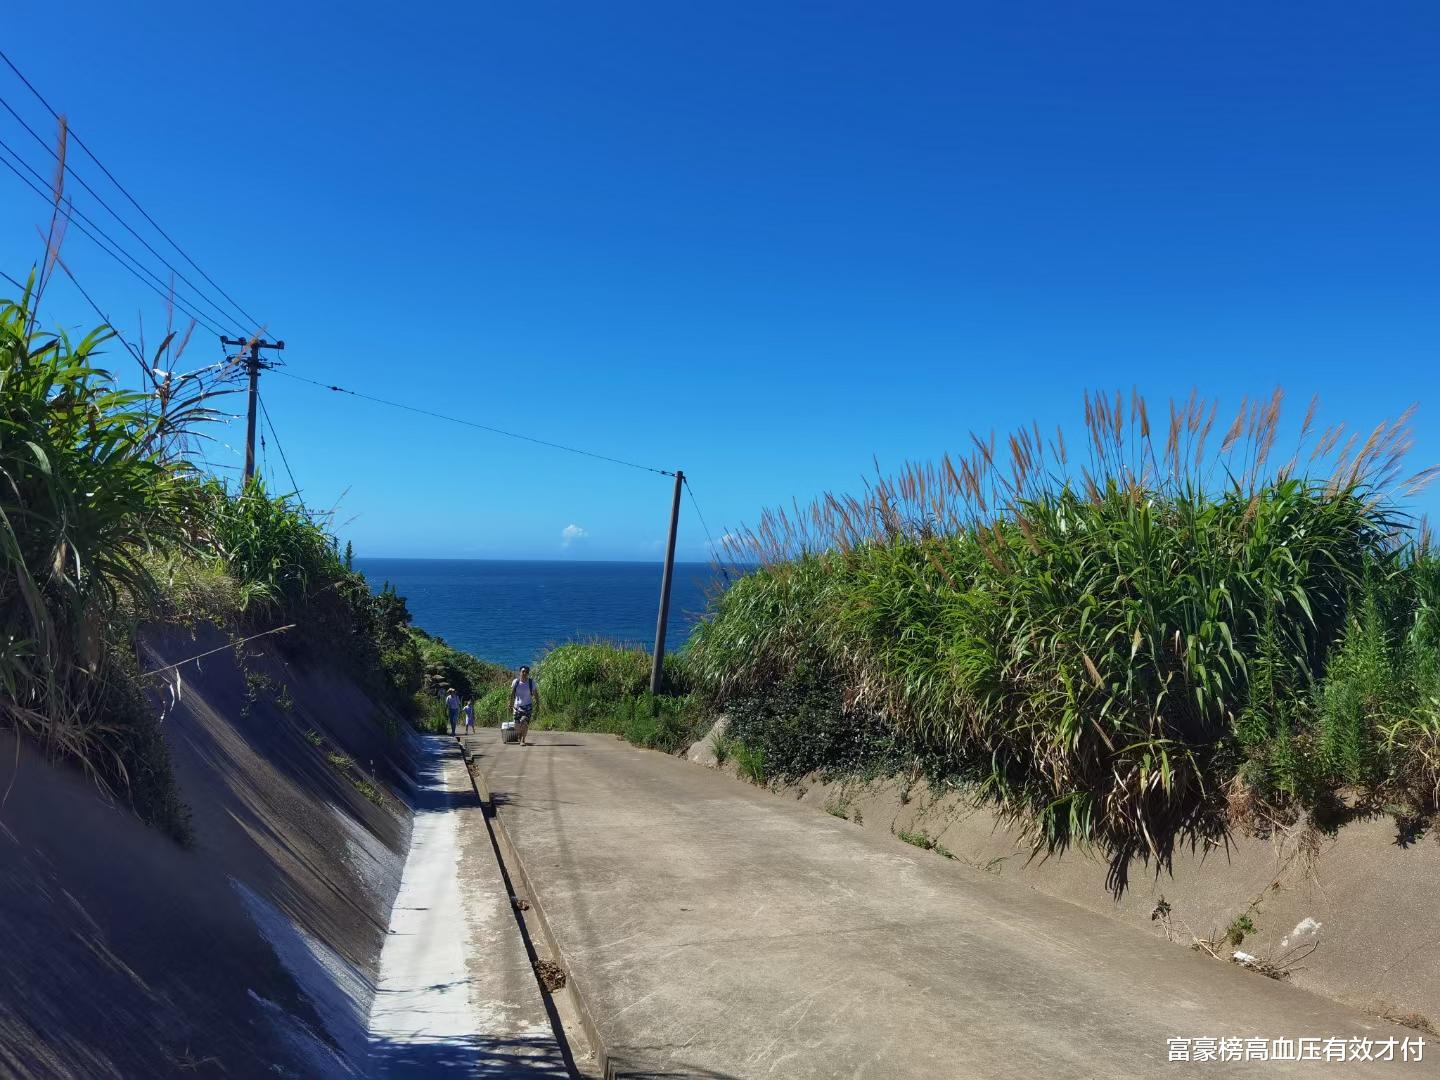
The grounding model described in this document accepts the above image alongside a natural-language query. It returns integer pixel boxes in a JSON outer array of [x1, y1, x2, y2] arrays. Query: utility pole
[[220, 336, 285, 483], [650, 469, 684, 705]]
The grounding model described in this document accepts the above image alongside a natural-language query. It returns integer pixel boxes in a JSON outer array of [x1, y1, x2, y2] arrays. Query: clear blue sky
[[4, 2, 1438, 559]]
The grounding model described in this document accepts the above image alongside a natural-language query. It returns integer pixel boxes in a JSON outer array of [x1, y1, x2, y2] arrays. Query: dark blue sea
[[353, 558, 725, 669]]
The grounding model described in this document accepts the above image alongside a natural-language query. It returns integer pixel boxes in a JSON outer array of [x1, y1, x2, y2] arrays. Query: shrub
[[0, 279, 215, 837], [528, 642, 704, 752], [380, 639, 425, 703], [413, 628, 508, 701], [724, 660, 902, 781], [475, 682, 512, 726], [691, 389, 1439, 877], [194, 477, 343, 615], [732, 741, 766, 784], [411, 690, 449, 734], [136, 554, 242, 626]]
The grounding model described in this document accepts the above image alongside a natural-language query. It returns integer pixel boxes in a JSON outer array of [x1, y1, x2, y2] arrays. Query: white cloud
[[561, 523, 589, 547]]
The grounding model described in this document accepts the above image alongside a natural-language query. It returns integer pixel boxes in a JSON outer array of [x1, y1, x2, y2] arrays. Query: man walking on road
[[510, 666, 537, 746], [444, 687, 460, 735]]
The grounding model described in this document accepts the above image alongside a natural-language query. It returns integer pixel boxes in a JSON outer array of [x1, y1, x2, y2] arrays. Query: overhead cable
[[0, 46, 266, 333], [272, 368, 675, 477], [0, 90, 249, 336], [683, 475, 735, 583], [259, 394, 305, 509], [0, 145, 229, 338]]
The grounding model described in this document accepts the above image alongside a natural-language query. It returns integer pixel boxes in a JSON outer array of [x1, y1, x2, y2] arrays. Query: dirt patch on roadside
[[534, 959, 568, 993]]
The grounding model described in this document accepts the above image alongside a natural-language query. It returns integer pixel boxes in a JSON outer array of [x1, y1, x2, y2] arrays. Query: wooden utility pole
[[650, 469, 684, 704], [221, 336, 285, 482]]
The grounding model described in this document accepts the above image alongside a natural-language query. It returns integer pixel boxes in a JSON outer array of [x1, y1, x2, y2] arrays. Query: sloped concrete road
[[466, 730, 1437, 1080]]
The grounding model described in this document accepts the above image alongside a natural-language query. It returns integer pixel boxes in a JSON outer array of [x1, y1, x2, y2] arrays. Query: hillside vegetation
[[0, 276, 475, 839], [472, 641, 703, 751], [684, 391, 1440, 884], [12, 261, 1438, 883]]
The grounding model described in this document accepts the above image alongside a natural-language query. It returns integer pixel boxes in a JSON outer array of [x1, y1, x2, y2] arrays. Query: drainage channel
[[367, 736, 573, 1077], [458, 736, 606, 1080]]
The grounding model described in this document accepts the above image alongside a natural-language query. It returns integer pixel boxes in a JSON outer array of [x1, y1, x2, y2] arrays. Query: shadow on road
[[369, 1033, 570, 1077]]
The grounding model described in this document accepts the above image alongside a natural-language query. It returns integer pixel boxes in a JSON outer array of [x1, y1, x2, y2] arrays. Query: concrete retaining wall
[[0, 624, 416, 1077], [689, 722, 1440, 1031]]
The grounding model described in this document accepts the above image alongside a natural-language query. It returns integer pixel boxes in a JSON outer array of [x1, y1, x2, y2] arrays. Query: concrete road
[[466, 730, 1437, 1079]]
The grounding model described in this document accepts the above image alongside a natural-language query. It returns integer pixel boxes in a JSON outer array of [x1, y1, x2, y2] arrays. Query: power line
[[257, 417, 270, 487], [3, 254, 149, 386], [0, 128, 232, 337], [0, 143, 226, 337], [271, 368, 675, 477], [0, 90, 250, 337], [683, 475, 735, 583], [50, 254, 148, 372], [0, 46, 265, 334], [0, 143, 230, 338], [259, 394, 305, 509], [4, 254, 167, 396]]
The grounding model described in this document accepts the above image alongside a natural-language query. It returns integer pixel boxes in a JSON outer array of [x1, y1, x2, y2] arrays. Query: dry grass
[[689, 389, 1438, 885], [721, 389, 1428, 569], [534, 958, 566, 993]]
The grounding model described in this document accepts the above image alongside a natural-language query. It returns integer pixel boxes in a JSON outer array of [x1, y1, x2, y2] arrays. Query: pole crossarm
[[221, 336, 286, 482]]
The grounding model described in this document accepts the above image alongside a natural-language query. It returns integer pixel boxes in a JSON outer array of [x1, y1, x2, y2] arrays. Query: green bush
[[475, 682, 512, 725], [0, 274, 484, 841], [411, 690, 449, 734], [1, 278, 212, 838], [380, 639, 425, 702], [724, 660, 902, 781], [1321, 554, 1440, 807], [136, 553, 242, 626], [527, 642, 704, 753], [732, 741, 766, 784], [194, 477, 343, 615], [413, 628, 508, 702], [690, 389, 1439, 873]]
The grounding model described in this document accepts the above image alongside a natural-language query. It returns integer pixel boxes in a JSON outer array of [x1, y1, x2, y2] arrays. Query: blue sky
[[4, 2, 1438, 559]]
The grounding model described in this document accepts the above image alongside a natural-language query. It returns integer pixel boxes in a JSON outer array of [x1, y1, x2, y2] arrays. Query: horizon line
[[352, 554, 748, 565]]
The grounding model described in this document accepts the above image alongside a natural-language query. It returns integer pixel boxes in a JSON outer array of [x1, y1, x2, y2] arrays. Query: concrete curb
[[458, 737, 613, 1080]]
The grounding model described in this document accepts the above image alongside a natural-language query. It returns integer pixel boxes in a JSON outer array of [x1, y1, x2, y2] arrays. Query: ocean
[[353, 558, 726, 669]]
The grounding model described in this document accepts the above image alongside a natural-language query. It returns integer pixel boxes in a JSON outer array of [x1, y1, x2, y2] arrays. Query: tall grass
[[196, 477, 345, 613], [1315, 553, 1440, 807], [0, 273, 451, 837], [690, 390, 1438, 881], [0, 276, 228, 838]]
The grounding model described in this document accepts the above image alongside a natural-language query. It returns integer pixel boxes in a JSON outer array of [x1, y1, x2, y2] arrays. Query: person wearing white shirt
[[509, 665, 537, 746]]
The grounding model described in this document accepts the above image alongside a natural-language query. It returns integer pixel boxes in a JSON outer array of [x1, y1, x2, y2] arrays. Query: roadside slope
[[0, 624, 414, 1077], [777, 765, 1440, 1029]]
